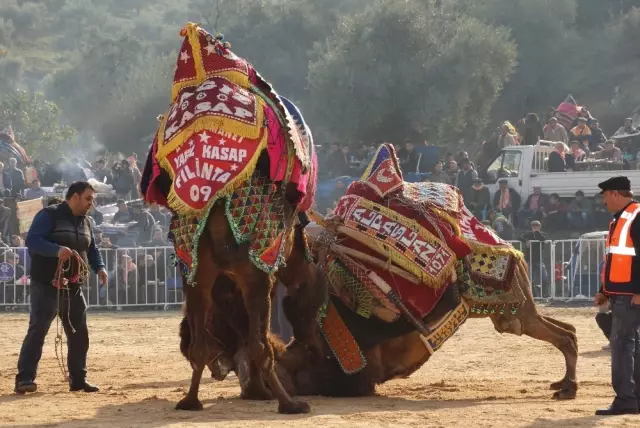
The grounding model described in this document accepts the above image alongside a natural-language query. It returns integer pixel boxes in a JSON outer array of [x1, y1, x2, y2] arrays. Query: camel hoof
[[175, 397, 204, 411], [550, 380, 565, 390], [278, 400, 311, 414], [552, 389, 577, 400], [241, 387, 274, 401]]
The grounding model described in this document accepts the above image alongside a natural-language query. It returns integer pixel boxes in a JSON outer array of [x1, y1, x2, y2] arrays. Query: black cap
[[598, 176, 631, 194]]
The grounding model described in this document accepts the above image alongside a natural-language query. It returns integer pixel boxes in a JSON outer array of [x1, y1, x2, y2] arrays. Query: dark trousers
[[16, 281, 89, 386], [609, 295, 640, 409], [596, 311, 612, 340]]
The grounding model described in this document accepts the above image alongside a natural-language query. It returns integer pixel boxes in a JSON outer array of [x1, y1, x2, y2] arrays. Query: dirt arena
[[0, 306, 637, 428]]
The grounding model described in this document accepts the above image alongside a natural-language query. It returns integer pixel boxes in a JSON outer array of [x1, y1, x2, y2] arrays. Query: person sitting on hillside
[[613, 118, 640, 137], [492, 179, 521, 220], [543, 117, 568, 143], [466, 178, 491, 220], [428, 161, 451, 184], [398, 141, 423, 174], [24, 180, 46, 200], [488, 210, 514, 240], [548, 142, 568, 172], [567, 190, 592, 229], [518, 185, 548, 227], [542, 193, 568, 231], [569, 117, 592, 151], [569, 141, 586, 162], [595, 140, 623, 163], [589, 119, 607, 151]]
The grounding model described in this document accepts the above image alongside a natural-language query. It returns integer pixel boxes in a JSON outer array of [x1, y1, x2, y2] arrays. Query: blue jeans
[[609, 295, 640, 409]]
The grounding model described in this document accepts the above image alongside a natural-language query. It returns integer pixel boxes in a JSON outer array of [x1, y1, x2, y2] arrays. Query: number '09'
[[190, 185, 212, 202]]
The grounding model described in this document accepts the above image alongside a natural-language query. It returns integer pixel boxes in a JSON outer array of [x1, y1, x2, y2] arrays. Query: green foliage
[[0, 89, 76, 156], [0, 0, 639, 159], [308, 0, 516, 143]]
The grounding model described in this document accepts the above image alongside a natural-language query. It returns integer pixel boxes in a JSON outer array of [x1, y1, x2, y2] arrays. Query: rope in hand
[[53, 250, 90, 382]]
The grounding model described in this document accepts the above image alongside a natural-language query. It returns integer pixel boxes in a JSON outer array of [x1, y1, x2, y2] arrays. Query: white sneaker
[[602, 343, 611, 350]]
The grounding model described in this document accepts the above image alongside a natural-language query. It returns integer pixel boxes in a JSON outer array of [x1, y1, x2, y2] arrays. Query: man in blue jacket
[[15, 181, 108, 394]]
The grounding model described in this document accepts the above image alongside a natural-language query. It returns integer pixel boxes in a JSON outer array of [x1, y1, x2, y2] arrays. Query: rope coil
[[53, 250, 90, 382]]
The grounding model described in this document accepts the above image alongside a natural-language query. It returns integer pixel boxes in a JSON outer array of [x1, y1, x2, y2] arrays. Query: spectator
[[107, 253, 137, 306], [519, 221, 549, 297], [111, 199, 132, 224], [398, 141, 423, 174], [493, 179, 521, 220], [569, 117, 591, 151], [548, 142, 568, 172], [595, 140, 623, 163], [589, 119, 607, 151], [455, 158, 478, 202], [328, 143, 350, 178], [488, 210, 515, 240], [567, 190, 592, 229], [416, 140, 439, 172], [349, 143, 369, 174], [331, 178, 348, 206], [113, 159, 136, 200], [428, 161, 451, 184], [0, 162, 13, 197], [93, 159, 113, 184], [466, 178, 491, 220], [148, 204, 169, 229], [518, 185, 548, 227], [497, 123, 517, 149], [144, 226, 170, 247], [62, 157, 88, 184], [613, 118, 640, 137], [8, 158, 24, 197], [130, 203, 156, 243], [446, 160, 458, 183], [542, 193, 567, 231], [569, 141, 586, 162], [521, 113, 544, 146], [41, 159, 63, 186], [0, 199, 11, 242], [543, 117, 568, 143], [443, 153, 455, 170], [128, 156, 142, 198], [24, 179, 46, 200]]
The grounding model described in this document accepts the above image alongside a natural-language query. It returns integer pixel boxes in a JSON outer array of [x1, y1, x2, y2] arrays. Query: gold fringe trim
[[156, 100, 265, 160], [337, 197, 457, 289]]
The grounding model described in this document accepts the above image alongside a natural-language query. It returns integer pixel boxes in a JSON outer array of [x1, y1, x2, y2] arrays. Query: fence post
[[549, 240, 556, 298]]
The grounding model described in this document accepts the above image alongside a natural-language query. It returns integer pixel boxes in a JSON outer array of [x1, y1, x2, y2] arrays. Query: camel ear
[[359, 143, 404, 199]]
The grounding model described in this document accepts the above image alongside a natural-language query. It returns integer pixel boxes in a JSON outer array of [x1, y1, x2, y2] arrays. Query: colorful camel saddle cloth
[[330, 143, 522, 291], [142, 23, 315, 216], [168, 173, 291, 282], [318, 295, 470, 375]]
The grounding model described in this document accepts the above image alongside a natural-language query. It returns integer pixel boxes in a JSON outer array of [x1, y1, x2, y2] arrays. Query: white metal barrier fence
[[0, 247, 183, 309], [0, 239, 607, 309]]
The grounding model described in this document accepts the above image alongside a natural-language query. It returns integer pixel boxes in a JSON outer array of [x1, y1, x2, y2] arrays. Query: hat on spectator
[[598, 176, 631, 194], [578, 117, 588, 122], [498, 178, 508, 184], [531, 220, 541, 227], [473, 177, 483, 183]]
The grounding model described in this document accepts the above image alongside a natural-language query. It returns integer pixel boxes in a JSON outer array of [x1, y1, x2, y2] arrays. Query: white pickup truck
[[481, 142, 640, 201]]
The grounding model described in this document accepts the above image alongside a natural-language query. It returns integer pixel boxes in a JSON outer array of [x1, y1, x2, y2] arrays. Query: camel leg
[[543, 316, 577, 334], [176, 245, 220, 410], [236, 265, 310, 414], [493, 311, 578, 400]]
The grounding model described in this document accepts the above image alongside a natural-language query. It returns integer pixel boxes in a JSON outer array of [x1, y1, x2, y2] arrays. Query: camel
[[141, 23, 317, 414]]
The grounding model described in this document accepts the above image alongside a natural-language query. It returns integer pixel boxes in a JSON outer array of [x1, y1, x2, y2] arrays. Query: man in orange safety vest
[[595, 176, 640, 416]]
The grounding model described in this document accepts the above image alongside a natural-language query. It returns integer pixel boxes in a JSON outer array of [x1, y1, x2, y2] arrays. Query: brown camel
[[278, 250, 578, 400]]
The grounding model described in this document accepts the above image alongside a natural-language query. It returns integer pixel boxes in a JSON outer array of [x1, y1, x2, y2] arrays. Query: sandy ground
[[0, 306, 638, 428]]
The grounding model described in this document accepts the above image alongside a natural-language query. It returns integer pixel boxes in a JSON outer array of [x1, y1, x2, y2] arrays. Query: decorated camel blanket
[[315, 144, 526, 374], [141, 23, 316, 281]]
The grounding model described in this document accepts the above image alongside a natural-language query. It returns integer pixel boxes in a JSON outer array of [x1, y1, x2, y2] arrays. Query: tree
[[308, 0, 516, 144], [0, 89, 77, 156]]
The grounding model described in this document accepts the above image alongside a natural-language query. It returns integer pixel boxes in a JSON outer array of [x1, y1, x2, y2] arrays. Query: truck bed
[[530, 170, 640, 197]]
